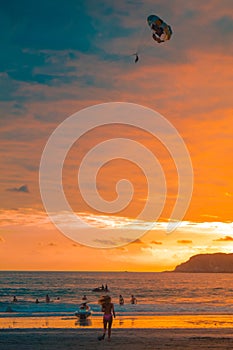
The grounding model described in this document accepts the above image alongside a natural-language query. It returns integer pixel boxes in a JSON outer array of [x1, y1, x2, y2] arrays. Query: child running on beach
[[98, 295, 115, 341]]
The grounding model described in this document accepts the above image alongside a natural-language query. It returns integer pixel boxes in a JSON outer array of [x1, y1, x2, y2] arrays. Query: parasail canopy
[[147, 14, 173, 42]]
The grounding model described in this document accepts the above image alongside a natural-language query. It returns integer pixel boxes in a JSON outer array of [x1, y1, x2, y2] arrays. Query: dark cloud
[[6, 184, 29, 193], [177, 240, 192, 244], [214, 236, 233, 242], [72, 243, 84, 248], [21, 163, 38, 172], [132, 239, 144, 244], [214, 16, 233, 36], [48, 242, 56, 246], [151, 240, 162, 245], [116, 246, 128, 251]]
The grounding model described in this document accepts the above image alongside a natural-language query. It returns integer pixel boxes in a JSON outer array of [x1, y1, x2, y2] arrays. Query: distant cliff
[[174, 253, 233, 272]]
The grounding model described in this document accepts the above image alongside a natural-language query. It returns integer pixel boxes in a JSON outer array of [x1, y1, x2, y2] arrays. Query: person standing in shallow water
[[119, 294, 124, 305], [98, 295, 116, 341], [131, 295, 137, 304]]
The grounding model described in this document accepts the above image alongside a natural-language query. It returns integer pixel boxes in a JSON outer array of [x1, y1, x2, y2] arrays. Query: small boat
[[92, 286, 110, 293], [75, 303, 92, 319]]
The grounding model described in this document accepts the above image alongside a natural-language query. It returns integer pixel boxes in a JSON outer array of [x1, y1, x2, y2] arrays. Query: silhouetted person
[[98, 295, 115, 341], [119, 294, 124, 305], [130, 295, 137, 304]]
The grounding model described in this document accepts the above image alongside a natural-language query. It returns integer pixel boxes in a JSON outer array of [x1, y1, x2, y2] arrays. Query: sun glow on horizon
[[0, 208, 232, 271]]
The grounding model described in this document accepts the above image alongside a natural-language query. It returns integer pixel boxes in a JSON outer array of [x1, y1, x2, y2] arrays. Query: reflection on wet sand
[[1, 315, 233, 329], [75, 318, 92, 327]]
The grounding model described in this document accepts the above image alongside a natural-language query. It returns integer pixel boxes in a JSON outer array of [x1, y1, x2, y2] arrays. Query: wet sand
[[1, 314, 233, 329], [1, 328, 233, 350]]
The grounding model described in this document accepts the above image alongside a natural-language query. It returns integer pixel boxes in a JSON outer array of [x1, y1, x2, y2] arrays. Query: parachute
[[147, 14, 173, 43], [133, 14, 173, 62]]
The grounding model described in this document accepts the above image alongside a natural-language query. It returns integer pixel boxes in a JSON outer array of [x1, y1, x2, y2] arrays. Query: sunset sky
[[0, 0, 232, 271]]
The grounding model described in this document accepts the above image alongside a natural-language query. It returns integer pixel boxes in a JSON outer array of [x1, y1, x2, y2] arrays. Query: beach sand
[[1, 328, 233, 350], [1, 316, 233, 349]]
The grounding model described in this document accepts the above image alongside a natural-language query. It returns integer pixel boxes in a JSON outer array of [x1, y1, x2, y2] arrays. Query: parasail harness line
[[132, 23, 149, 63]]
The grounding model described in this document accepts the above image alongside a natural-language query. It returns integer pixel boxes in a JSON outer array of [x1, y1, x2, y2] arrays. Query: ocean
[[1, 271, 233, 318]]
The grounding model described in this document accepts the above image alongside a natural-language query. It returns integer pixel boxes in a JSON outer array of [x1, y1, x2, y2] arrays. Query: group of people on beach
[[12, 290, 136, 342], [77, 290, 138, 342]]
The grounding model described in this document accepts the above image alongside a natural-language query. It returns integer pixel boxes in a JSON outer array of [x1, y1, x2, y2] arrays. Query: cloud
[[213, 236, 233, 242], [177, 240, 193, 244], [201, 214, 220, 219], [6, 185, 29, 193], [132, 239, 144, 244], [0, 208, 50, 227], [151, 241, 162, 245], [1, 209, 233, 239], [48, 242, 57, 247], [116, 246, 128, 252]]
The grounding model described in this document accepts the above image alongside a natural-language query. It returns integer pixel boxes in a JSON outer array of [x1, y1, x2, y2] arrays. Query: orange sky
[[0, 0, 233, 271]]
